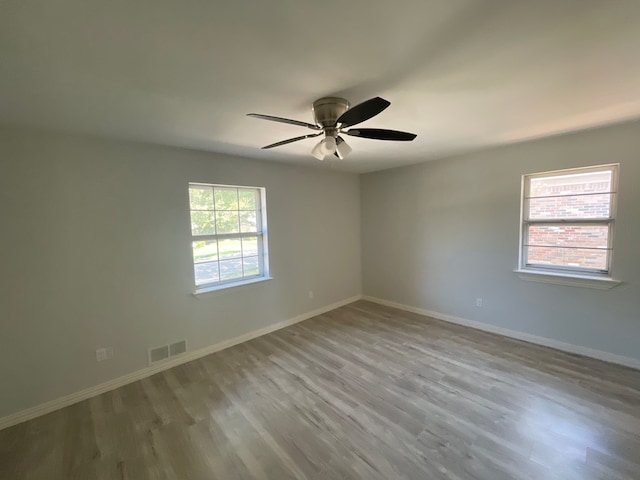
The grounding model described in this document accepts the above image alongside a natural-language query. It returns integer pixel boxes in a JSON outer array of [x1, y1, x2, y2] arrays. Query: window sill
[[514, 269, 621, 290], [193, 276, 273, 298]]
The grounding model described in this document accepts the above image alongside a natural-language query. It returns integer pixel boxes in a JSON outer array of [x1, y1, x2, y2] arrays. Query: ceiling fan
[[247, 97, 417, 160]]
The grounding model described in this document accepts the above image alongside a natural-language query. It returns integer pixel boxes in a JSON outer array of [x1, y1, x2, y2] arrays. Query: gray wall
[[361, 121, 640, 362], [2, 120, 639, 419], [0, 129, 362, 418]]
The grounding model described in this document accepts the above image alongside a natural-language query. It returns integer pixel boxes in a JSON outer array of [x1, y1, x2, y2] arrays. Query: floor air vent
[[149, 340, 187, 364]]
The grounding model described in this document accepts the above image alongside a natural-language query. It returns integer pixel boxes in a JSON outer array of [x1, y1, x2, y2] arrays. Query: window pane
[[192, 240, 218, 263], [218, 238, 242, 260], [189, 185, 214, 210], [219, 259, 243, 281], [239, 189, 257, 210], [189, 183, 268, 288], [216, 211, 239, 234], [526, 246, 607, 271], [240, 211, 257, 233], [243, 256, 260, 276], [190, 211, 215, 235], [194, 261, 219, 285], [214, 188, 238, 210], [529, 170, 612, 198], [527, 225, 608, 249], [242, 236, 258, 257], [527, 194, 612, 220]]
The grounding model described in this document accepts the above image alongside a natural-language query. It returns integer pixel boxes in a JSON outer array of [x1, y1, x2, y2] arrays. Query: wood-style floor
[[1, 301, 639, 480]]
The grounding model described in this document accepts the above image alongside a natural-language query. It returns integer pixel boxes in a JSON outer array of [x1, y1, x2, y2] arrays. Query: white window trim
[[193, 276, 274, 297], [516, 164, 621, 289], [189, 183, 270, 293], [513, 268, 621, 289]]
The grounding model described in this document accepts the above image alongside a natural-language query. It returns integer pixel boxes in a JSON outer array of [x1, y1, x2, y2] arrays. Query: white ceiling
[[2, 0, 640, 173]]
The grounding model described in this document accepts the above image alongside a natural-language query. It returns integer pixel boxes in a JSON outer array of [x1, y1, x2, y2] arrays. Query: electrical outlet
[[308, 290, 314, 299], [476, 298, 483, 307], [96, 348, 106, 362], [96, 347, 113, 362]]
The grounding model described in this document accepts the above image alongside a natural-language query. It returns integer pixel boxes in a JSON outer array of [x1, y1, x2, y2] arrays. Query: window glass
[[189, 184, 268, 290], [520, 165, 617, 276]]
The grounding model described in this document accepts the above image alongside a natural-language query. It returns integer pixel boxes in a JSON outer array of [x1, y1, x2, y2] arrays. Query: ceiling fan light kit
[[311, 140, 326, 160], [248, 96, 417, 161], [335, 136, 352, 160]]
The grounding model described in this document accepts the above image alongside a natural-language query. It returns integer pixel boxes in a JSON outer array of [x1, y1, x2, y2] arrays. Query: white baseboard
[[0, 295, 363, 431], [362, 296, 640, 371]]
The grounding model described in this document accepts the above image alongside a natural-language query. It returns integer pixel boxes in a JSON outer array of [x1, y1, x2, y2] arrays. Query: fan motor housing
[[312, 97, 350, 128]]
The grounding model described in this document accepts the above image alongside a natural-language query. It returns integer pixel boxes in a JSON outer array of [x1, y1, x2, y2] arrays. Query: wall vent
[[149, 346, 169, 364], [169, 340, 187, 356], [148, 340, 187, 364]]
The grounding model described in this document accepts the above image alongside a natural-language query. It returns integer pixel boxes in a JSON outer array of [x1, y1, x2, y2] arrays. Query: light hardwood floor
[[1, 300, 639, 479]]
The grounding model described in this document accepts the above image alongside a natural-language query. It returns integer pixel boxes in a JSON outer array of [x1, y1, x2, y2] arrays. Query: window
[[519, 164, 618, 279], [188, 183, 269, 292]]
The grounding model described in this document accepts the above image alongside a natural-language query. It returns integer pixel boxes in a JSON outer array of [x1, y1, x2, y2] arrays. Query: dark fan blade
[[261, 132, 322, 149], [247, 113, 321, 130], [345, 128, 417, 141], [335, 97, 390, 127]]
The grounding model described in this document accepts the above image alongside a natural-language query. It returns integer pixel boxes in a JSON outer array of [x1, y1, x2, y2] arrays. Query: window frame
[[518, 164, 619, 279], [188, 182, 270, 293]]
